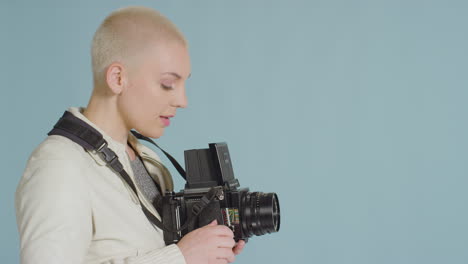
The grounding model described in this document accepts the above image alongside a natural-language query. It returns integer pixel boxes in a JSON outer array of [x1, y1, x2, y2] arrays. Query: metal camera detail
[[162, 143, 280, 245]]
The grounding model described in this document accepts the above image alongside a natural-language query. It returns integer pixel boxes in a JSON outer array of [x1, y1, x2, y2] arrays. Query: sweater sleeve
[[98, 244, 186, 264], [15, 158, 93, 264]]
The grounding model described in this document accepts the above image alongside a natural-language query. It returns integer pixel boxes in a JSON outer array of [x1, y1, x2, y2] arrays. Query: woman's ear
[[106, 62, 126, 94]]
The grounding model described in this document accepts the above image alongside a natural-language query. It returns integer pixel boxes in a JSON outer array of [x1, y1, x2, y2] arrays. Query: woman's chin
[[141, 128, 164, 139]]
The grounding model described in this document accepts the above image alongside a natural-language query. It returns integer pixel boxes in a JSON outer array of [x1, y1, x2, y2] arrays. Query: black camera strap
[[48, 111, 216, 234], [130, 130, 186, 180]]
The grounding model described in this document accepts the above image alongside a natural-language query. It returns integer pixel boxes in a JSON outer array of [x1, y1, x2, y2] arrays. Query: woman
[[16, 6, 245, 264]]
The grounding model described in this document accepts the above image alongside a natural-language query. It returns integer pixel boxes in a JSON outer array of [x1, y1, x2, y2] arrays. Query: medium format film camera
[[162, 143, 280, 245]]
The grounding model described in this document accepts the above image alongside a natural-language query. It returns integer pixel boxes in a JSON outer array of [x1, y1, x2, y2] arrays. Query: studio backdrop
[[1, 1, 468, 263]]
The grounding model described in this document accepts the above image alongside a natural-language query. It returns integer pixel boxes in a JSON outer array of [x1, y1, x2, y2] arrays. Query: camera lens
[[241, 192, 280, 237]]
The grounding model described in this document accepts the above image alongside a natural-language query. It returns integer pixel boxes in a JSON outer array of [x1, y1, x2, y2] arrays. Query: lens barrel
[[241, 192, 280, 237]]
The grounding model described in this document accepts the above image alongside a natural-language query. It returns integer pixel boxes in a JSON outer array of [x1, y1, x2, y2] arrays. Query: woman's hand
[[178, 220, 242, 264]]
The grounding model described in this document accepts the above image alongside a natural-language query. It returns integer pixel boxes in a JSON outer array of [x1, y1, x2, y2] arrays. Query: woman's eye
[[161, 83, 173, 90]]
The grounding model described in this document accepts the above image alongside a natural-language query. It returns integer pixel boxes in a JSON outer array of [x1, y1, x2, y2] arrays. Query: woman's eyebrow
[[162, 72, 191, 79]]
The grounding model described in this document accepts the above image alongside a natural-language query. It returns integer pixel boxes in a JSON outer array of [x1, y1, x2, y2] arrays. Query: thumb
[[208, 219, 218, 226]]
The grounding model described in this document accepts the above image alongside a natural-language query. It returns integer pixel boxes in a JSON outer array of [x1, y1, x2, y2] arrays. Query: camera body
[[162, 142, 280, 245]]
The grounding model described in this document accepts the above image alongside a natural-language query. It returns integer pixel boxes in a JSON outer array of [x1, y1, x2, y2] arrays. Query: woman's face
[[118, 41, 191, 138]]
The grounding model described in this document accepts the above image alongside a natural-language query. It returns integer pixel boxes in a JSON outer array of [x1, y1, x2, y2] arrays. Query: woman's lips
[[160, 116, 171, 127]]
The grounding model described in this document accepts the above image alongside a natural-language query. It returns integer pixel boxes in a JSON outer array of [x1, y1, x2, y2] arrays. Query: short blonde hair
[[91, 6, 187, 85]]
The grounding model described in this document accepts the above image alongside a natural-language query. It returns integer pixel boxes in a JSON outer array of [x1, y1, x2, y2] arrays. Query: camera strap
[[48, 111, 170, 230], [48, 111, 216, 234]]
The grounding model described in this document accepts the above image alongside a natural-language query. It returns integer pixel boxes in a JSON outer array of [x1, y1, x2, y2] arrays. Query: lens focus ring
[[241, 192, 280, 238]]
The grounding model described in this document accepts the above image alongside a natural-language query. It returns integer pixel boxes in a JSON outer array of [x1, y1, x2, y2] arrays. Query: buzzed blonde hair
[[91, 6, 187, 85]]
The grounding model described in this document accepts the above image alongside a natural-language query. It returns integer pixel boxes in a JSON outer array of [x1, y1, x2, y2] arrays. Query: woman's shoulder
[[30, 134, 90, 162]]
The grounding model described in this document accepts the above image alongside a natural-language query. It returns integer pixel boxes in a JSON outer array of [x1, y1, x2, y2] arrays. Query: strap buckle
[[97, 142, 123, 172], [97, 142, 115, 162]]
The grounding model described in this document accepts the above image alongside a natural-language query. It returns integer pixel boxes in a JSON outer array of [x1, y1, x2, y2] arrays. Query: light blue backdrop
[[1, 0, 467, 263]]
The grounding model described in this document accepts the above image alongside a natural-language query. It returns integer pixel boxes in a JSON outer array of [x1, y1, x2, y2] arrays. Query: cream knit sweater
[[15, 107, 186, 264]]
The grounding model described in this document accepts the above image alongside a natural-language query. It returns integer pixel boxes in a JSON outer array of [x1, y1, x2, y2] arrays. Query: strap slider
[[192, 203, 204, 215], [192, 195, 212, 215]]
